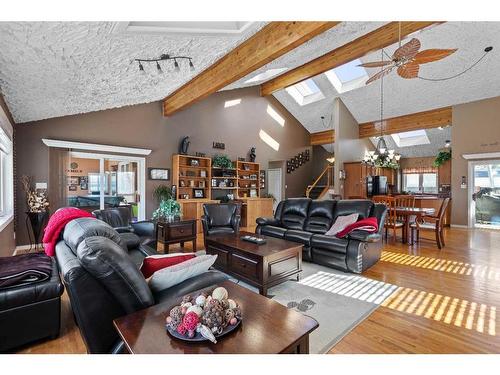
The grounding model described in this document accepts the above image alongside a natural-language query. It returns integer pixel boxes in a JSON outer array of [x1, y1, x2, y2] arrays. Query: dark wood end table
[[113, 280, 318, 354], [205, 231, 303, 296], [156, 219, 197, 252]]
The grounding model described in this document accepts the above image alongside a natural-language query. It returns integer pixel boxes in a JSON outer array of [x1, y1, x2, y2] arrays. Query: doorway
[[66, 152, 146, 220], [469, 160, 500, 229], [267, 167, 283, 212]]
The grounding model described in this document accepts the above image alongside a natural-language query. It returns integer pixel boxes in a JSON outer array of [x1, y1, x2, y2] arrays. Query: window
[[285, 78, 325, 106], [391, 130, 430, 147], [403, 172, 438, 193], [0, 124, 13, 228], [325, 59, 368, 94]]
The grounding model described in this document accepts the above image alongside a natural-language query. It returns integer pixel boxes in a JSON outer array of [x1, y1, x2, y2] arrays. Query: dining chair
[[394, 195, 416, 240], [372, 195, 403, 242], [410, 198, 451, 249]]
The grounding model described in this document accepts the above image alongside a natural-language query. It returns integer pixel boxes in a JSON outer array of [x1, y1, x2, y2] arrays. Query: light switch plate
[[36, 182, 48, 189]]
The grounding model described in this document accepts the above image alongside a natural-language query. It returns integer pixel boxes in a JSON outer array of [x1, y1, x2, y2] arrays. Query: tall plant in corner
[[152, 185, 181, 221]]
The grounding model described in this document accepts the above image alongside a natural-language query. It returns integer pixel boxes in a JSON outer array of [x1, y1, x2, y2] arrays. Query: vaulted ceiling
[[1, 21, 499, 157]]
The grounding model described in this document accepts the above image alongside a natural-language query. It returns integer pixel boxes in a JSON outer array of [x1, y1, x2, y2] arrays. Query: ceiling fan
[[359, 38, 457, 85]]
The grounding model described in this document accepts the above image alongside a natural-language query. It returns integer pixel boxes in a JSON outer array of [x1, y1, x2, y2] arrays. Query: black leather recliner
[[201, 203, 241, 245], [256, 198, 387, 273], [55, 217, 227, 353], [92, 207, 156, 248]]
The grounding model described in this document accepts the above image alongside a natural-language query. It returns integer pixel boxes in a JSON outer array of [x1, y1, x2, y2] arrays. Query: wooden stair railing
[[306, 165, 334, 198]]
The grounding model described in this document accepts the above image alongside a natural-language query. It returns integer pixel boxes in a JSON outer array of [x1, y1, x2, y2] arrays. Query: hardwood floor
[[16, 226, 500, 354]]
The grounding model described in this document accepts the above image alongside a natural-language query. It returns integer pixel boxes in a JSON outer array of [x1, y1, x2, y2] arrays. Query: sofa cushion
[[284, 230, 313, 246], [333, 200, 373, 222], [280, 198, 311, 230], [260, 225, 287, 239], [207, 227, 235, 236], [119, 232, 141, 250], [311, 234, 349, 254], [64, 217, 126, 255], [304, 200, 337, 234], [77, 236, 154, 313], [140, 253, 196, 279], [325, 213, 359, 236]]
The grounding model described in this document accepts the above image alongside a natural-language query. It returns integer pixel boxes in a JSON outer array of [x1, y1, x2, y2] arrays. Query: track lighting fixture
[[134, 53, 194, 74]]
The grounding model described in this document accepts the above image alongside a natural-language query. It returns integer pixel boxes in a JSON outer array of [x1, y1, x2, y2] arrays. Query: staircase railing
[[306, 165, 334, 198]]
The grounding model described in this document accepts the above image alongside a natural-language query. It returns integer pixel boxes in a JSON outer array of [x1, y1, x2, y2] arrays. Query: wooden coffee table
[[205, 231, 303, 296], [113, 280, 318, 354]]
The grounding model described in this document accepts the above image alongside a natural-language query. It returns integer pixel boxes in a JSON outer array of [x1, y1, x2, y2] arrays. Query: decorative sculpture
[[249, 147, 256, 162], [179, 136, 190, 155]]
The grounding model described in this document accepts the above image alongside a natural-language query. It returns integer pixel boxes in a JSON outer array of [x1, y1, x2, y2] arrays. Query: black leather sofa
[[0, 258, 64, 352], [256, 198, 387, 273], [92, 207, 156, 248], [55, 217, 227, 353]]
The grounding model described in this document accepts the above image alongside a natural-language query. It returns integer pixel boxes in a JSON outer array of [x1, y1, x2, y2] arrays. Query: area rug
[[228, 262, 398, 354]]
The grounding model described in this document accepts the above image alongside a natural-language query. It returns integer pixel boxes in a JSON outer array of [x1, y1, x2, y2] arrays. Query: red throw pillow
[[335, 217, 379, 238], [140, 253, 195, 279]]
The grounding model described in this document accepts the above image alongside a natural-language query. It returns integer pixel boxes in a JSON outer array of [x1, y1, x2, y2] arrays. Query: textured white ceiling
[[252, 22, 500, 157], [0, 21, 265, 123]]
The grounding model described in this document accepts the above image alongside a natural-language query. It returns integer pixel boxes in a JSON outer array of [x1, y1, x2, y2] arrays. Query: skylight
[[325, 59, 368, 94], [245, 68, 288, 84], [285, 79, 325, 106], [391, 129, 431, 147]]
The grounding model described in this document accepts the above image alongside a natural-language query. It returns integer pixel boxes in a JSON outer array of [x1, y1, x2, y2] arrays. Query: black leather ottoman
[[0, 258, 64, 352]]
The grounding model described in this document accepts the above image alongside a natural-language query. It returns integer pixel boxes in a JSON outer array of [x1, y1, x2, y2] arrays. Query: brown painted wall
[[0, 94, 15, 256], [14, 86, 313, 245], [451, 96, 500, 226]]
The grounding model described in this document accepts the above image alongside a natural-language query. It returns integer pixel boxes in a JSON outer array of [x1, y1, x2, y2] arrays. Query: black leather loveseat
[[256, 198, 387, 273], [55, 217, 227, 353]]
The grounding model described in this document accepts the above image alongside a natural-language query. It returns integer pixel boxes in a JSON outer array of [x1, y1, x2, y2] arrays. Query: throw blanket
[[0, 253, 53, 290], [336, 217, 379, 238], [42, 207, 95, 256]]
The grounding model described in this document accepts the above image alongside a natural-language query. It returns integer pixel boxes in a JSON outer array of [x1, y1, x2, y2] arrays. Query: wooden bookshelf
[[211, 165, 238, 200], [236, 161, 260, 198], [172, 154, 212, 201]]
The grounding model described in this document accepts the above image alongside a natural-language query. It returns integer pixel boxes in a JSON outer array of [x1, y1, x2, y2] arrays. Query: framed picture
[[79, 176, 88, 190], [200, 170, 207, 178], [68, 185, 77, 191], [211, 179, 217, 187], [194, 189, 204, 198], [149, 168, 169, 181], [199, 180, 206, 188], [243, 165, 251, 171], [190, 159, 200, 167], [67, 176, 79, 185]]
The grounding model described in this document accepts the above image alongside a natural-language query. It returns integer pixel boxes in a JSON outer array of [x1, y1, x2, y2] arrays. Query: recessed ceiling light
[[245, 68, 288, 84]]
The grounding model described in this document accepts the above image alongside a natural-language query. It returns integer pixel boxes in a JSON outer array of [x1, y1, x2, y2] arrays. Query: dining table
[[394, 206, 436, 244]]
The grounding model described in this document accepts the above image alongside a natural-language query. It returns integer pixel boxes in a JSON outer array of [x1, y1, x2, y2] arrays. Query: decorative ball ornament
[[227, 299, 237, 309], [181, 302, 193, 308], [212, 287, 228, 301], [187, 305, 203, 317], [182, 312, 200, 331], [195, 295, 206, 306], [229, 317, 238, 326]]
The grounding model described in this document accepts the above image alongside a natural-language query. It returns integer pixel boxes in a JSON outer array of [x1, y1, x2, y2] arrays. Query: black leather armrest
[[201, 215, 210, 235], [130, 220, 155, 237], [114, 226, 132, 233], [231, 214, 241, 232], [138, 244, 158, 257], [256, 217, 280, 226], [348, 230, 382, 243]]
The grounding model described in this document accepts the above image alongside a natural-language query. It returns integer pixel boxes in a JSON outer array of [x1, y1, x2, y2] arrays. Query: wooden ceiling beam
[[260, 21, 442, 96], [358, 106, 452, 138], [162, 22, 339, 116], [310, 129, 335, 145]]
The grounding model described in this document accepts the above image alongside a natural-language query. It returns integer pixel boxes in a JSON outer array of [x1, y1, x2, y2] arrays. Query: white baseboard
[[450, 224, 468, 229]]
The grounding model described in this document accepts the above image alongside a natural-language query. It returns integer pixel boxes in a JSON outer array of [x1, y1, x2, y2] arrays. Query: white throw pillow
[[325, 213, 359, 236], [148, 254, 217, 292]]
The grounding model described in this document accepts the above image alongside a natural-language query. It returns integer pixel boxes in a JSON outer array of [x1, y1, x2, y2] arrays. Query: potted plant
[[433, 149, 452, 167], [21, 175, 50, 249], [152, 185, 181, 221], [212, 154, 233, 169], [153, 184, 172, 203]]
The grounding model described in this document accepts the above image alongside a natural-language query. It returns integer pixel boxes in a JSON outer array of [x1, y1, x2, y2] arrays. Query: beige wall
[[0, 94, 15, 256], [399, 156, 435, 170], [14, 86, 314, 245], [451, 96, 500, 226], [334, 98, 374, 198]]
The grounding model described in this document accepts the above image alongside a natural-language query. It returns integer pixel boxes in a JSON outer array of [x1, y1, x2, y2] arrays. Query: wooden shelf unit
[[173, 154, 212, 200], [210, 165, 238, 200], [236, 161, 260, 198]]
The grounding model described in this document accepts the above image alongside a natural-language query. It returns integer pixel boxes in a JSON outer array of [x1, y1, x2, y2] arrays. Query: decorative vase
[[26, 211, 49, 251]]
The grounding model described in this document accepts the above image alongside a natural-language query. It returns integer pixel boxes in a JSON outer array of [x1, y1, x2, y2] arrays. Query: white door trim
[[70, 151, 146, 220], [43, 138, 152, 155]]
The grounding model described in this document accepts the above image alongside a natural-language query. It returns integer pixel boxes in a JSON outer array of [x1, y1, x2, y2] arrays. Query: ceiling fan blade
[[392, 38, 421, 60], [413, 48, 458, 64], [365, 67, 393, 85], [397, 62, 420, 79], [358, 61, 393, 68]]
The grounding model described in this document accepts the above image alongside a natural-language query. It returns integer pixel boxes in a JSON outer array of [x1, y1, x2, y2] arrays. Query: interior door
[[267, 168, 283, 212]]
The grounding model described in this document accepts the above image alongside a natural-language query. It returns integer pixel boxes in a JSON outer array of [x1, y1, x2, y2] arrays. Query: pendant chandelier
[[363, 49, 401, 168]]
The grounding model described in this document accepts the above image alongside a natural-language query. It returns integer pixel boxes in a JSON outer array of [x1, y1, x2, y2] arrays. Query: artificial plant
[[433, 149, 452, 167], [374, 154, 400, 170], [152, 199, 181, 220], [153, 184, 172, 203], [212, 154, 233, 169]]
